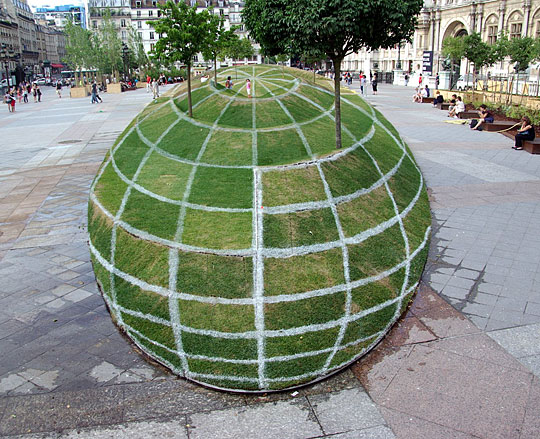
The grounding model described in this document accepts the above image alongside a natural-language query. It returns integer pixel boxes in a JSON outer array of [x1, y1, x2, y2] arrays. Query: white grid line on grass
[[166, 86, 248, 376], [252, 168, 266, 387], [124, 321, 382, 365], [109, 101, 183, 328], [89, 67, 430, 390], [89, 224, 428, 314], [90, 170, 422, 260], [102, 260, 426, 340]]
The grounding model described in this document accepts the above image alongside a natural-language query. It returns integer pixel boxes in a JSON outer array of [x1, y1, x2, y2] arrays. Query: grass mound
[[88, 65, 431, 392]]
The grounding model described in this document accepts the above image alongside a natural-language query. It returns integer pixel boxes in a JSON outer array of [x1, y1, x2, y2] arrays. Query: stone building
[[0, 0, 67, 84], [343, 0, 540, 81]]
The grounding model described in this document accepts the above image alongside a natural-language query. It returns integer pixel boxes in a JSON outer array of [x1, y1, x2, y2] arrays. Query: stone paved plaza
[[0, 82, 539, 438]]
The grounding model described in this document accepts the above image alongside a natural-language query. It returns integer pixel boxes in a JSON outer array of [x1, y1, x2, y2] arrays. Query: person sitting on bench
[[412, 87, 422, 103], [471, 104, 494, 130], [513, 116, 535, 150], [432, 91, 444, 107], [448, 96, 465, 118]]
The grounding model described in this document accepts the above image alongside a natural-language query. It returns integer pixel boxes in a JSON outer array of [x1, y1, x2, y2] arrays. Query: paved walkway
[[0, 82, 539, 438]]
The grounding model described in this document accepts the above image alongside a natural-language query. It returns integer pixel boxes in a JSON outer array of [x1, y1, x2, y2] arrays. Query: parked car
[[34, 78, 47, 85], [0, 78, 14, 87]]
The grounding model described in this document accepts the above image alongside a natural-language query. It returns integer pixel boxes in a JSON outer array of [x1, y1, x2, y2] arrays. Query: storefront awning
[[51, 63, 64, 69]]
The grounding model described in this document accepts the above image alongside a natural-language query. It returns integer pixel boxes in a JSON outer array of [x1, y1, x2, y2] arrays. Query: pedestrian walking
[[91, 81, 100, 104], [4, 90, 13, 112], [56, 81, 62, 98], [360, 73, 366, 95], [23, 86, 28, 103], [32, 83, 38, 103], [246, 79, 252, 98], [404, 73, 409, 86], [36, 85, 42, 102], [152, 78, 159, 99], [146, 75, 151, 93], [372, 73, 378, 95]]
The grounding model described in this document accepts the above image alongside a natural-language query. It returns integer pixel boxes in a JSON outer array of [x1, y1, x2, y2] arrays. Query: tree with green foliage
[[462, 32, 493, 96], [507, 36, 536, 72], [506, 36, 537, 101], [128, 26, 149, 77], [243, 0, 423, 148], [94, 10, 124, 78], [63, 20, 94, 85], [441, 35, 465, 88], [223, 37, 255, 79], [201, 12, 237, 86], [301, 48, 326, 83], [151, 0, 212, 117], [275, 53, 289, 75]]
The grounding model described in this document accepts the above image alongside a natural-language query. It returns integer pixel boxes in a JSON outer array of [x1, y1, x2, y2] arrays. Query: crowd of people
[[412, 83, 534, 151], [3, 82, 46, 112]]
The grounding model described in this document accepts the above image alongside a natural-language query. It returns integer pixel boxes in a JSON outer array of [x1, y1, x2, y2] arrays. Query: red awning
[[51, 63, 64, 68]]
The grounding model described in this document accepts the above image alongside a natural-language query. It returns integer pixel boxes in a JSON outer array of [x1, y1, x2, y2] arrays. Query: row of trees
[[64, 13, 148, 84], [442, 32, 540, 91], [151, 1, 254, 117], [242, 0, 424, 149]]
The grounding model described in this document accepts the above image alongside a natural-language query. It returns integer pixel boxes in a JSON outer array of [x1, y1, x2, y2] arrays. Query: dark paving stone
[[0, 386, 124, 436], [122, 380, 247, 422]]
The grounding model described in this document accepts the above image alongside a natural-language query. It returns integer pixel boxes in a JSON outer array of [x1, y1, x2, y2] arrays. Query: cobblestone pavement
[[0, 82, 539, 438]]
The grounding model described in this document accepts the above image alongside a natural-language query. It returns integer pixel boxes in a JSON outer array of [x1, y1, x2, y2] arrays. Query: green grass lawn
[[88, 65, 431, 392]]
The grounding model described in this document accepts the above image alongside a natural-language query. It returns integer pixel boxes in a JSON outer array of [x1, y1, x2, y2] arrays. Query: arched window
[[507, 11, 524, 39], [484, 14, 498, 45]]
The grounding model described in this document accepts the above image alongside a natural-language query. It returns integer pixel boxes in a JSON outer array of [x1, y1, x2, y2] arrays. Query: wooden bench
[[482, 121, 520, 132], [458, 111, 479, 119], [523, 139, 540, 154], [438, 102, 452, 110], [421, 97, 435, 104]]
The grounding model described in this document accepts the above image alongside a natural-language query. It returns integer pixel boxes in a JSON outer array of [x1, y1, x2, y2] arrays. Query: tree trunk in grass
[[214, 56, 217, 86], [187, 63, 193, 118], [333, 57, 343, 149]]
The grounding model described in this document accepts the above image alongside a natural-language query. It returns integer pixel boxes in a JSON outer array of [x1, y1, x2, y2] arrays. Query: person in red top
[[146, 75, 151, 93]]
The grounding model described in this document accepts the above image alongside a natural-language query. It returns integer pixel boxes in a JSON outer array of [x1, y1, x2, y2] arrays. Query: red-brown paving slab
[[520, 377, 540, 439], [353, 283, 540, 438], [380, 407, 477, 439]]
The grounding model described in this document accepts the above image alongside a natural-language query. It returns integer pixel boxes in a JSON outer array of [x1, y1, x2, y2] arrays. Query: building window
[[537, 21, 540, 39], [137, 10, 141, 16], [92, 20, 97, 28], [138, 32, 142, 39], [219, 8, 224, 15], [487, 25, 498, 45], [150, 43, 154, 51], [510, 22, 522, 39], [152, 1, 157, 6], [157, 10, 161, 17], [137, 20, 142, 28], [121, 19, 126, 27], [121, 30, 126, 39], [136, 1, 141, 8], [150, 31, 154, 40], [149, 10, 153, 17]]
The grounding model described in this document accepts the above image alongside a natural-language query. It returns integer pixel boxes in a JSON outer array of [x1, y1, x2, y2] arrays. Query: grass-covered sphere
[[88, 66, 431, 392]]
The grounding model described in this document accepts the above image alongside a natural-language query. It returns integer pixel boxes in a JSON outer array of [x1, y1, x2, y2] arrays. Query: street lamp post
[[0, 43, 16, 87]]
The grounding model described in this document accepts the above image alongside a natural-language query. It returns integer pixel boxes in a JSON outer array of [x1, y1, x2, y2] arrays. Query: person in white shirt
[[449, 96, 465, 118]]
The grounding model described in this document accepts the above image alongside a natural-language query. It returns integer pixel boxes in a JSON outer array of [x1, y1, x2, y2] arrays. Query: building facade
[[88, 0, 261, 68], [33, 4, 87, 29], [343, 0, 540, 81], [1, 0, 67, 84]]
